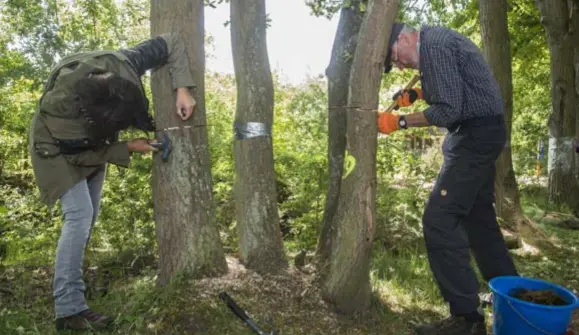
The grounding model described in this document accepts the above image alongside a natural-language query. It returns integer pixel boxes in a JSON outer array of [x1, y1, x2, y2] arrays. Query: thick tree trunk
[[150, 0, 227, 286], [479, 0, 527, 231], [230, 0, 287, 274], [535, 0, 579, 213], [316, 0, 364, 271], [320, 0, 399, 314]]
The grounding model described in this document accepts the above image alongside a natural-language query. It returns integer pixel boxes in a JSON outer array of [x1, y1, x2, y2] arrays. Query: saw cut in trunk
[[320, 0, 400, 315], [150, 0, 227, 286], [316, 0, 364, 273]]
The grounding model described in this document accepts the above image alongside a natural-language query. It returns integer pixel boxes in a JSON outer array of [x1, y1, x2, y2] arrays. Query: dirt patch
[[509, 288, 569, 306], [184, 256, 343, 334], [160, 256, 408, 335], [571, 309, 579, 333]]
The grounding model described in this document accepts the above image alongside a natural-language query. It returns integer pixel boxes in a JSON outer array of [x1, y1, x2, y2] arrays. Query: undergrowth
[[1, 181, 578, 335]]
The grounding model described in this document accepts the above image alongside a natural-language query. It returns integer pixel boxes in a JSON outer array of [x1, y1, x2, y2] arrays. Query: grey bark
[[534, 0, 579, 213], [316, 0, 364, 271], [150, 0, 227, 286], [230, 0, 287, 274], [320, 0, 399, 314], [479, 0, 526, 231]]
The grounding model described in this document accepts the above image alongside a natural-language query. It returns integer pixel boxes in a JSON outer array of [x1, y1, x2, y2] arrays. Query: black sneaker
[[55, 309, 113, 331], [414, 316, 487, 335]]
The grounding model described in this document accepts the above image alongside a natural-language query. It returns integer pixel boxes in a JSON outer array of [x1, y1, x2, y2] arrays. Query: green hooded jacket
[[29, 33, 195, 206]]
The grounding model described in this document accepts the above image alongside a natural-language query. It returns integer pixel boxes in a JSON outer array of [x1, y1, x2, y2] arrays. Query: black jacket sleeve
[[119, 36, 169, 77], [119, 33, 195, 89]]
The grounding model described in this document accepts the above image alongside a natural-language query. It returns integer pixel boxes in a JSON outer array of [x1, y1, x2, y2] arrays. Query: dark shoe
[[414, 316, 487, 335], [55, 309, 113, 331]]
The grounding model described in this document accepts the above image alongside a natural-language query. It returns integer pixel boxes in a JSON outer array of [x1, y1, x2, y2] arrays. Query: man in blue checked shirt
[[377, 23, 519, 335]]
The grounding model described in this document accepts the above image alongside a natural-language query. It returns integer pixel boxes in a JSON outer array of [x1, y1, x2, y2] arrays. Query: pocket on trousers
[[465, 125, 505, 156]]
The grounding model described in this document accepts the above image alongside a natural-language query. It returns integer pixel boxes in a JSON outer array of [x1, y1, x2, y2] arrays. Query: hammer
[[219, 292, 276, 335], [150, 132, 172, 162]]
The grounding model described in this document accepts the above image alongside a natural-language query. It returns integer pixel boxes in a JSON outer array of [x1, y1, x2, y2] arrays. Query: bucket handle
[[507, 300, 556, 335]]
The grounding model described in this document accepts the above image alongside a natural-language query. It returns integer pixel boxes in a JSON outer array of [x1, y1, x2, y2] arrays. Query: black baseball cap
[[384, 22, 404, 73]]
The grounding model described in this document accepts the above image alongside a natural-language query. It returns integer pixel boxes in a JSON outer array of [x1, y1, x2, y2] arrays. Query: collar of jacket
[[39, 51, 146, 120]]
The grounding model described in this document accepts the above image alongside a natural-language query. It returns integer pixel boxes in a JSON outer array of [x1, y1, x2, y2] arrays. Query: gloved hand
[[392, 88, 423, 110], [377, 112, 400, 134]]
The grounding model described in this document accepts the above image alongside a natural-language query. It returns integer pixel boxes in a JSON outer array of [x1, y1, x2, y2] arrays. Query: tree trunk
[[535, 0, 579, 213], [316, 0, 364, 271], [320, 0, 399, 314], [150, 0, 227, 286], [230, 0, 287, 274], [479, 0, 527, 231]]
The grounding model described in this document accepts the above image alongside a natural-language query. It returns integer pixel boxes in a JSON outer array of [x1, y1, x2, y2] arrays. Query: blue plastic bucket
[[489, 276, 579, 335]]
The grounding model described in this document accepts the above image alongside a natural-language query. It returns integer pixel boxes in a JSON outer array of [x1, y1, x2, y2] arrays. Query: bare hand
[[127, 138, 158, 153], [176, 88, 196, 120]]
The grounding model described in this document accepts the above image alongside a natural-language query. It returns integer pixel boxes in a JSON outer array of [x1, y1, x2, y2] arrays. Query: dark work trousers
[[422, 115, 518, 316]]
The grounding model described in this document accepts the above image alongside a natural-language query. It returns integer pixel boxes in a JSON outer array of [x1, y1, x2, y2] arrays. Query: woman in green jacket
[[29, 32, 196, 331]]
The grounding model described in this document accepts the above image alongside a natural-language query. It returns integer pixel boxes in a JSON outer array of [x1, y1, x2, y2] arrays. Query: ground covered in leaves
[[1, 185, 579, 335]]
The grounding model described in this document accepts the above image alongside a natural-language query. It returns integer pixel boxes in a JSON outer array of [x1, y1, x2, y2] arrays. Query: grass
[[1, 183, 578, 334]]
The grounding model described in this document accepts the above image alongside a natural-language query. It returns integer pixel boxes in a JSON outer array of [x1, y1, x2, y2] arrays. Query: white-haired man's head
[[384, 23, 420, 72]]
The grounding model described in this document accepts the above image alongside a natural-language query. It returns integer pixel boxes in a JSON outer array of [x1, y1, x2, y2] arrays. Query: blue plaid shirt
[[419, 25, 504, 129]]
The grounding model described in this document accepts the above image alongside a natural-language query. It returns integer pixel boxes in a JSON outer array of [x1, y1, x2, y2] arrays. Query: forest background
[[0, 0, 578, 334]]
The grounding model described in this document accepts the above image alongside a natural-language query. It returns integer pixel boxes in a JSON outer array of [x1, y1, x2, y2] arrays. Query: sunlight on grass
[[370, 245, 447, 318], [2, 185, 579, 334]]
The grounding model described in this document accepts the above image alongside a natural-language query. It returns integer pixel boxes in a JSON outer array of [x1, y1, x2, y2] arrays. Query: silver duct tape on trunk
[[234, 122, 271, 140]]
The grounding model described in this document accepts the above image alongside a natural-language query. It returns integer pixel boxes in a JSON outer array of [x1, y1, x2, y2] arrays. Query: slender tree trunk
[[535, 0, 579, 214], [316, 0, 364, 271], [230, 0, 287, 274], [320, 0, 399, 314], [150, 0, 227, 286], [479, 0, 527, 231]]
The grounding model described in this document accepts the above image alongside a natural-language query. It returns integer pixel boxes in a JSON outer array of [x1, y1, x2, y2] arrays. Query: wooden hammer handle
[[383, 75, 420, 113]]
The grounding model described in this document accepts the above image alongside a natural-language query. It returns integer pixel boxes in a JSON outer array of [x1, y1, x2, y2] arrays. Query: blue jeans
[[53, 166, 106, 318]]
